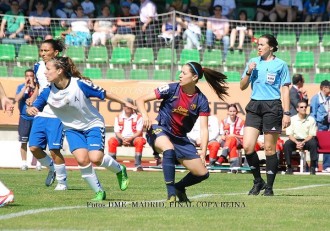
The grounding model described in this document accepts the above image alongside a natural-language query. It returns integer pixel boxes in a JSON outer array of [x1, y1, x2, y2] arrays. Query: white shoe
[[0, 191, 14, 207], [21, 165, 28, 171], [322, 167, 330, 173], [54, 183, 68, 191], [45, 170, 56, 186], [36, 165, 42, 171]]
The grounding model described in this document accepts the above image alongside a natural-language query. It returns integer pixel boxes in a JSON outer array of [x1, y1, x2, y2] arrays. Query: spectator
[[206, 5, 230, 62], [0, 0, 10, 14], [187, 115, 220, 167], [303, 0, 325, 22], [165, 0, 188, 12], [275, 0, 303, 22], [15, 69, 36, 171], [28, 0, 52, 15], [24, 0, 53, 44], [81, 0, 95, 18], [158, 6, 182, 49], [61, 5, 93, 47], [229, 10, 253, 54], [108, 98, 146, 171], [111, 1, 136, 54], [0, 0, 25, 40], [92, 4, 116, 46], [310, 80, 330, 172], [99, 0, 116, 17], [176, 6, 204, 50], [217, 104, 244, 168], [289, 73, 308, 116], [55, 0, 79, 26], [189, 0, 211, 16], [126, 0, 139, 16], [212, 0, 236, 19], [255, 0, 277, 22], [136, 0, 158, 48], [284, 100, 318, 175]]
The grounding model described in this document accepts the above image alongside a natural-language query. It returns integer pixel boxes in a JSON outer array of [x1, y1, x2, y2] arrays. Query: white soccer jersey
[[34, 61, 57, 118], [33, 77, 106, 131]]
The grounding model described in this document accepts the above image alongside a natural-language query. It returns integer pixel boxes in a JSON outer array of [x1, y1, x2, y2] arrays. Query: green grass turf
[[0, 168, 330, 230]]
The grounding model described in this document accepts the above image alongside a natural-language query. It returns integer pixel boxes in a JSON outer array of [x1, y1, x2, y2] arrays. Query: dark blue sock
[[175, 172, 209, 191], [162, 149, 176, 197]]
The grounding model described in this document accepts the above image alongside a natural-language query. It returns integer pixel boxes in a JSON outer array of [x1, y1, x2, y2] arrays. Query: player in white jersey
[[28, 39, 68, 190], [27, 56, 133, 201]]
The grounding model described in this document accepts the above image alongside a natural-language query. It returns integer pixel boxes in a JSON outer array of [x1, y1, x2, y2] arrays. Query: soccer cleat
[[45, 170, 56, 187], [248, 178, 266, 195], [0, 191, 14, 207], [166, 195, 176, 203], [21, 164, 28, 171], [54, 183, 68, 191], [310, 167, 316, 175], [175, 189, 190, 202], [116, 165, 129, 191], [35, 165, 42, 171], [91, 191, 106, 201], [263, 186, 274, 196], [285, 167, 293, 175]]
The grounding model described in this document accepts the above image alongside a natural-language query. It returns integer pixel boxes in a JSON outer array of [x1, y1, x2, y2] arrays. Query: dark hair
[[25, 68, 34, 74], [296, 100, 307, 108], [260, 34, 278, 52], [49, 56, 90, 81], [42, 39, 65, 53], [292, 73, 304, 85], [187, 62, 228, 101], [188, 6, 199, 16], [213, 5, 222, 10], [238, 10, 247, 20], [227, 103, 238, 111]]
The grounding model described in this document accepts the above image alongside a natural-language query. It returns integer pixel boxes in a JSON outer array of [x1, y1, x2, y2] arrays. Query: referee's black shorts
[[244, 99, 283, 134]]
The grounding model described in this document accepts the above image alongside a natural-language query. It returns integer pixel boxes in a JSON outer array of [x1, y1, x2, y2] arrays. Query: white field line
[[0, 184, 329, 221]]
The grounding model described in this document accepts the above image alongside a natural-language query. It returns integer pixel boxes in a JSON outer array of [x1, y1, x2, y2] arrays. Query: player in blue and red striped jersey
[[136, 62, 228, 202]]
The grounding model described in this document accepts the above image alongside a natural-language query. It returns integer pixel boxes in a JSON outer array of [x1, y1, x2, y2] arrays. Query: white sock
[[0, 181, 10, 196], [36, 161, 42, 167], [79, 163, 103, 193], [100, 154, 121, 173], [38, 156, 55, 171], [54, 164, 67, 185], [21, 160, 27, 166]]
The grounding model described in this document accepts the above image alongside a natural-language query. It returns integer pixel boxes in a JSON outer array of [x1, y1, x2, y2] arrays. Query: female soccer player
[[27, 56, 132, 201], [136, 62, 228, 202], [28, 39, 68, 190], [240, 34, 291, 196]]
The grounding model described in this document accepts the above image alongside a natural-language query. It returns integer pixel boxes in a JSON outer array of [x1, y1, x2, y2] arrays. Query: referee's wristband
[[283, 111, 291, 116], [246, 71, 251, 76]]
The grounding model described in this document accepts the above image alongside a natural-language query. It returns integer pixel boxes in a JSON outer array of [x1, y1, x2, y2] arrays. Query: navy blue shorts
[[245, 99, 283, 133], [147, 124, 199, 160], [18, 117, 33, 143]]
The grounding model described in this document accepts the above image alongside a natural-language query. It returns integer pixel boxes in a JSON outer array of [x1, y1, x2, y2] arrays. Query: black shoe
[[285, 167, 293, 175], [175, 188, 190, 202], [229, 47, 234, 53], [207, 46, 212, 52], [238, 48, 243, 54], [248, 179, 266, 195], [310, 167, 316, 175], [263, 186, 274, 196]]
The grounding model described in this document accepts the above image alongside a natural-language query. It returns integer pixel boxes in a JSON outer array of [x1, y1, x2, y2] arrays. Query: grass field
[[0, 168, 330, 230]]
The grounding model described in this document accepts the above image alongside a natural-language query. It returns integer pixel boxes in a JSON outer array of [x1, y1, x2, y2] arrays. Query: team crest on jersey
[[152, 128, 163, 134], [158, 84, 169, 93], [190, 104, 196, 110]]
